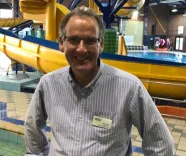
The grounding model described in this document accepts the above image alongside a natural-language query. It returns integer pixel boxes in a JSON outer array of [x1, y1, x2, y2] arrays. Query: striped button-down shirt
[[24, 60, 174, 156]]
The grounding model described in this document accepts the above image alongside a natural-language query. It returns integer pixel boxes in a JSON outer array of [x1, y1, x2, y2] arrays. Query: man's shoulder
[[41, 66, 69, 81], [103, 64, 140, 83]]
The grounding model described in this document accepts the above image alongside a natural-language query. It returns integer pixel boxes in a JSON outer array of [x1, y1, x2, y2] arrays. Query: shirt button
[[76, 138, 80, 142]]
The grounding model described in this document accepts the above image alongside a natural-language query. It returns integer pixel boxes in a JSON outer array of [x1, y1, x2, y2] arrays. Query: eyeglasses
[[63, 36, 100, 47]]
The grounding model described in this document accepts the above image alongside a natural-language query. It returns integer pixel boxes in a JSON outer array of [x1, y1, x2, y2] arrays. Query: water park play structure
[[0, 0, 186, 118], [19, 0, 145, 41]]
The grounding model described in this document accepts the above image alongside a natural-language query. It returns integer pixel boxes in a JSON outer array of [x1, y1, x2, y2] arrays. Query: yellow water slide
[[1, 34, 186, 99], [0, 18, 28, 27]]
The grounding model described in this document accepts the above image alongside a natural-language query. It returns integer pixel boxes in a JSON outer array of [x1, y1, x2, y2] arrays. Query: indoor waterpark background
[[0, 0, 186, 155]]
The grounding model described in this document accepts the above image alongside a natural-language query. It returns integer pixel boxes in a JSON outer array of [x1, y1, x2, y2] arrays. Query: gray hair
[[60, 6, 104, 38]]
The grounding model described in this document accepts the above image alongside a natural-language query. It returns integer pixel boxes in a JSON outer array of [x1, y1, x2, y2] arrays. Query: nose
[[76, 40, 87, 53]]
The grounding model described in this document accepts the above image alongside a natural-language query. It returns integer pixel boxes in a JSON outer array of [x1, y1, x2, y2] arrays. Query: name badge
[[92, 116, 112, 129]]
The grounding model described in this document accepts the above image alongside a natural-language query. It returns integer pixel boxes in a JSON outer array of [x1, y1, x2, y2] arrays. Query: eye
[[67, 37, 80, 45], [85, 38, 98, 45]]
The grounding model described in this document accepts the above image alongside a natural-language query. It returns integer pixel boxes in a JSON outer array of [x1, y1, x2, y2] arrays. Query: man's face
[[59, 15, 103, 74]]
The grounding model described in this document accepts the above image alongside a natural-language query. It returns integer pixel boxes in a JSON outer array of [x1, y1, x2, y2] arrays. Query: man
[[24, 6, 174, 156]]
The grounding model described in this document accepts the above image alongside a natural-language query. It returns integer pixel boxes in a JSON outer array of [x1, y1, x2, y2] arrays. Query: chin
[[73, 65, 93, 72]]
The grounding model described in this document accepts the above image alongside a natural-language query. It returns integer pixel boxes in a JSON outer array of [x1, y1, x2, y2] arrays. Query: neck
[[72, 65, 99, 87]]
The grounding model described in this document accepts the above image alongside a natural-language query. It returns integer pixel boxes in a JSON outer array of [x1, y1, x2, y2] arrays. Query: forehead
[[64, 15, 99, 36]]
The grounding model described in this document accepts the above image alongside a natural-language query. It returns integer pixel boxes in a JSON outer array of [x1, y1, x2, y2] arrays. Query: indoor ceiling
[[150, 0, 186, 14]]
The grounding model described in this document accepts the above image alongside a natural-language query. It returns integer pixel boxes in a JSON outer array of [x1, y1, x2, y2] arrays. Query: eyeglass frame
[[62, 35, 101, 47]]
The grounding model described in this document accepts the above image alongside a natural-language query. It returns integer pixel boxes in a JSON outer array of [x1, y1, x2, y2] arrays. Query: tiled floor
[[0, 129, 25, 156], [0, 89, 186, 156]]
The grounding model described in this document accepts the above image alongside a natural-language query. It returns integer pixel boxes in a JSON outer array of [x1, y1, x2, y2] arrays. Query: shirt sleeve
[[129, 81, 174, 156], [24, 79, 49, 156]]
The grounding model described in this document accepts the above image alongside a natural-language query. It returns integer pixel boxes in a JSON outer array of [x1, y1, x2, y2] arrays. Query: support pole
[[143, 0, 150, 46], [118, 35, 127, 56], [89, 0, 94, 9], [12, 0, 19, 18], [46, 0, 56, 41]]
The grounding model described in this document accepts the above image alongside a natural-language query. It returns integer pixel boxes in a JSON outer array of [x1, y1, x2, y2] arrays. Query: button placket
[[75, 88, 84, 144]]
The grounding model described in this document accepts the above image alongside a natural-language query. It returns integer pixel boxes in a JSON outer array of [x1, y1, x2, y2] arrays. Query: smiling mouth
[[74, 56, 89, 61]]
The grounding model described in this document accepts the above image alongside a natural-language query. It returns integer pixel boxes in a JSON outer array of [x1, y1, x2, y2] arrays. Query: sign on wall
[[178, 26, 184, 35]]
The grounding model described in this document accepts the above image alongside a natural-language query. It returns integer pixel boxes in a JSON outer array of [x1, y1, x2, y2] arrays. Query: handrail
[[149, 6, 166, 35]]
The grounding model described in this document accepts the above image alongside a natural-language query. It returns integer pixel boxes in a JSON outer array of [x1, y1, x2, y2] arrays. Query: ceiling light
[[131, 11, 139, 20], [172, 8, 178, 12], [161, 0, 185, 3]]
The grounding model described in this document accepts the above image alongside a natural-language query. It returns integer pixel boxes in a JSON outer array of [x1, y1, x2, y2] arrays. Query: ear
[[99, 37, 104, 54], [59, 36, 64, 52]]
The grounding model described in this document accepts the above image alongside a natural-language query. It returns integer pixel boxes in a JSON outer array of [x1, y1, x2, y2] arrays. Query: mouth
[[74, 56, 89, 61]]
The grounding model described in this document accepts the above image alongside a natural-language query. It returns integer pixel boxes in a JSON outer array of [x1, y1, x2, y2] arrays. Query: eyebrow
[[65, 35, 99, 39]]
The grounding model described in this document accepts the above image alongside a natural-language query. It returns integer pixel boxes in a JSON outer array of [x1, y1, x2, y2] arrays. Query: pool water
[[128, 52, 186, 64]]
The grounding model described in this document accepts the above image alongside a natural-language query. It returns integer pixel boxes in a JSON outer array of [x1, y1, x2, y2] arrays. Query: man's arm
[[129, 81, 174, 156], [24, 80, 49, 156]]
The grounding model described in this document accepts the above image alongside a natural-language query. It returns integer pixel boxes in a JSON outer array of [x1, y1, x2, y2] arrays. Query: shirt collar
[[68, 58, 104, 89]]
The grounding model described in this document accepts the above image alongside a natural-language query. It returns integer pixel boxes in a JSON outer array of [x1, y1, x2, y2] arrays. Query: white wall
[[0, 9, 12, 18]]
